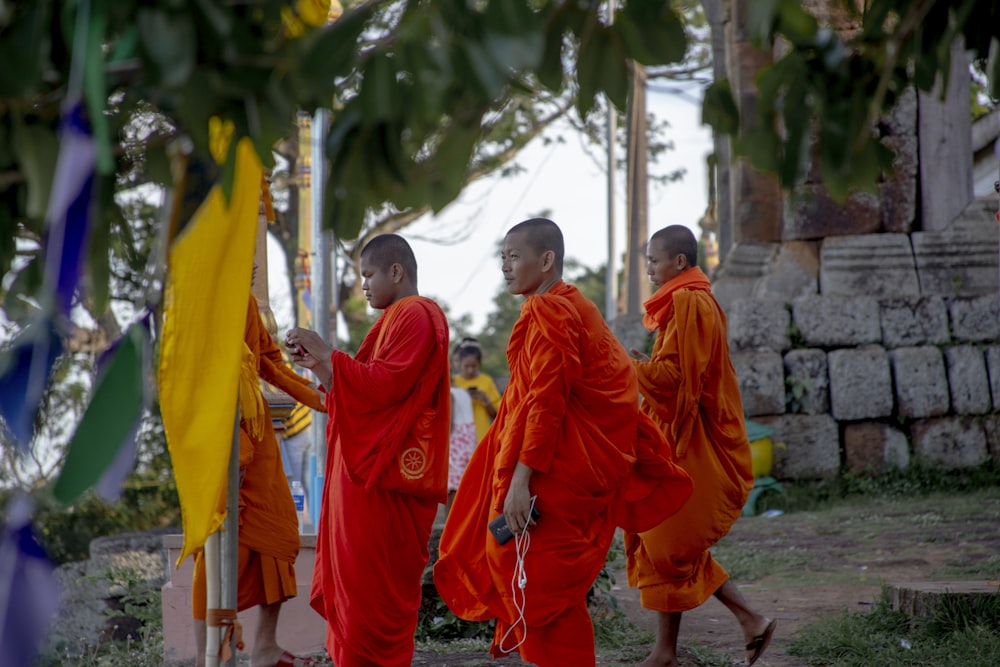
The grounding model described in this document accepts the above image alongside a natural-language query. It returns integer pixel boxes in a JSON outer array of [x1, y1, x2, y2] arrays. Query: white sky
[[267, 84, 714, 334]]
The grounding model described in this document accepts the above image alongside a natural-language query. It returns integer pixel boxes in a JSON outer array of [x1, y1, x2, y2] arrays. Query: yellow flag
[[159, 138, 262, 565]]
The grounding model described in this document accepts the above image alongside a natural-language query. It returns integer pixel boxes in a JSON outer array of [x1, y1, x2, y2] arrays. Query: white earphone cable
[[497, 496, 536, 654]]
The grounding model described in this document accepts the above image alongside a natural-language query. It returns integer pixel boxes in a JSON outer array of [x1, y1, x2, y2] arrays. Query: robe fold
[[193, 296, 326, 618], [435, 282, 691, 667], [310, 295, 450, 667], [627, 267, 754, 612]]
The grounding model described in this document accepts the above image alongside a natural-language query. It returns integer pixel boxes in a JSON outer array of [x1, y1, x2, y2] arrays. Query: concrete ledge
[[161, 534, 327, 664]]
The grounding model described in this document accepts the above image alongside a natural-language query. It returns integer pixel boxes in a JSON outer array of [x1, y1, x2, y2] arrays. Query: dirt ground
[[409, 487, 1000, 666]]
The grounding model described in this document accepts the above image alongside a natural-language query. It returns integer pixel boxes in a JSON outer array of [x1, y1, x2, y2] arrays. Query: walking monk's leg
[[713, 579, 775, 666], [637, 611, 682, 667]]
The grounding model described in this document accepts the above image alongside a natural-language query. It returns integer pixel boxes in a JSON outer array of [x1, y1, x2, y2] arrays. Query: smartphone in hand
[[488, 506, 541, 545]]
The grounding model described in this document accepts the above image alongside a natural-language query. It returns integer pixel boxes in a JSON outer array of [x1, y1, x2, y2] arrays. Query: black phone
[[488, 506, 541, 545]]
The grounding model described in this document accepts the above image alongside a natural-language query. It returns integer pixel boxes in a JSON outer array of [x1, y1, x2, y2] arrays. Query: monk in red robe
[[285, 234, 451, 667], [627, 225, 775, 667], [434, 218, 693, 667], [192, 282, 326, 667]]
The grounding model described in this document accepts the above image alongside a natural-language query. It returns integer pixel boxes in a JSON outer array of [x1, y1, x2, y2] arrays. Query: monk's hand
[[503, 463, 535, 537], [285, 327, 334, 387], [629, 347, 650, 362]]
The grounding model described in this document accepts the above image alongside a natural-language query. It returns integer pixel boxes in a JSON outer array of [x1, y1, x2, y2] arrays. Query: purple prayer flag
[[44, 102, 96, 317], [0, 319, 63, 452], [0, 495, 60, 667]]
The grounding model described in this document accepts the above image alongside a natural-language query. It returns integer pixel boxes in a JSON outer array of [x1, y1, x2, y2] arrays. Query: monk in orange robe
[[627, 225, 775, 667], [285, 234, 451, 667], [192, 284, 326, 667], [434, 218, 693, 667]]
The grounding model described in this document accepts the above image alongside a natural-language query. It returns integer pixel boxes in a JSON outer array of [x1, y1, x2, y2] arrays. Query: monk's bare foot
[[744, 617, 777, 667], [251, 648, 318, 667], [636, 649, 680, 667]]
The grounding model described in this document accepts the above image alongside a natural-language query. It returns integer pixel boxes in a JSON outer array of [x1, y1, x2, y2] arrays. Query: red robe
[[310, 296, 450, 667], [627, 267, 754, 612], [434, 282, 692, 667]]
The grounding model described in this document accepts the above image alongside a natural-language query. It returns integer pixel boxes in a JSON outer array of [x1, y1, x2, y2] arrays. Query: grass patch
[[790, 595, 1000, 666], [941, 553, 1000, 579], [758, 461, 1000, 514], [712, 542, 812, 581]]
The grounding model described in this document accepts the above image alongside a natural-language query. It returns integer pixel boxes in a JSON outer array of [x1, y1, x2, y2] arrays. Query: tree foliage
[[702, 0, 1000, 200]]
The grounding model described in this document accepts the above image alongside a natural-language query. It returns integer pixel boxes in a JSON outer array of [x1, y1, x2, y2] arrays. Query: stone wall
[[719, 199, 999, 478]]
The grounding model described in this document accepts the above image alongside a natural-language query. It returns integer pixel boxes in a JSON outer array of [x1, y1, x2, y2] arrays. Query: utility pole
[[623, 62, 649, 315]]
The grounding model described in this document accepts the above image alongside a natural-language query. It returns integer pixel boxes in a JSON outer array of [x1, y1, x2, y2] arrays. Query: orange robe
[[193, 296, 326, 618], [310, 296, 451, 667], [627, 267, 754, 612], [435, 282, 692, 667]]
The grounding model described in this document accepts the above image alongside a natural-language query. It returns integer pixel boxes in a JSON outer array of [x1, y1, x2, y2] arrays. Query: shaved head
[[506, 218, 564, 272], [650, 225, 698, 268], [360, 234, 418, 285]]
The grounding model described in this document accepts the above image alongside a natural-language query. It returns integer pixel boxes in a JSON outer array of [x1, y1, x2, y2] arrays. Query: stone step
[[883, 581, 1000, 619]]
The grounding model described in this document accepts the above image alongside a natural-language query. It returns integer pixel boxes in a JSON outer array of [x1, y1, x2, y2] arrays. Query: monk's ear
[[541, 249, 556, 272]]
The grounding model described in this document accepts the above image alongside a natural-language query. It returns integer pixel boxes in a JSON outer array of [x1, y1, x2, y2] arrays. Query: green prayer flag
[[53, 321, 148, 505]]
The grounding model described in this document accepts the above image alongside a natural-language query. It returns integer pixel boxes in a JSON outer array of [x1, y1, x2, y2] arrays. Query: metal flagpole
[[606, 0, 618, 321], [220, 403, 240, 667], [203, 530, 220, 667], [310, 108, 331, 526]]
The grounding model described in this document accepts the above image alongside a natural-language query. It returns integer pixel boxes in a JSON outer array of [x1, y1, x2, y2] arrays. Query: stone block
[[945, 346, 992, 415], [879, 134, 918, 233], [948, 295, 1000, 343], [912, 221, 999, 297], [785, 186, 881, 240], [828, 346, 893, 420], [984, 415, 1000, 462], [987, 346, 1000, 410], [911, 417, 988, 470], [783, 349, 829, 415], [753, 240, 820, 302], [843, 422, 910, 474], [792, 296, 881, 347], [918, 39, 974, 232], [711, 242, 779, 312], [727, 299, 790, 351], [732, 349, 786, 417], [819, 234, 919, 297], [884, 86, 918, 137], [757, 414, 840, 479], [879, 297, 950, 347], [889, 347, 950, 418]]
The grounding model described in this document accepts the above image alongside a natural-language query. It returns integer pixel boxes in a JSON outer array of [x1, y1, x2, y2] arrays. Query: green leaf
[[701, 80, 740, 136], [776, 0, 818, 45], [11, 119, 59, 220], [575, 27, 608, 117], [0, 2, 49, 97], [746, 0, 780, 45], [428, 123, 482, 212], [537, 27, 565, 91], [53, 322, 148, 505], [87, 176, 115, 317], [360, 54, 402, 124], [617, 0, 686, 66], [736, 127, 781, 174], [484, 0, 540, 36], [458, 39, 506, 100], [298, 6, 374, 94], [136, 8, 196, 88]]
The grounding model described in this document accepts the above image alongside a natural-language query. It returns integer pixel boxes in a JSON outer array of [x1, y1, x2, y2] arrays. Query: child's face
[[459, 356, 481, 380]]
